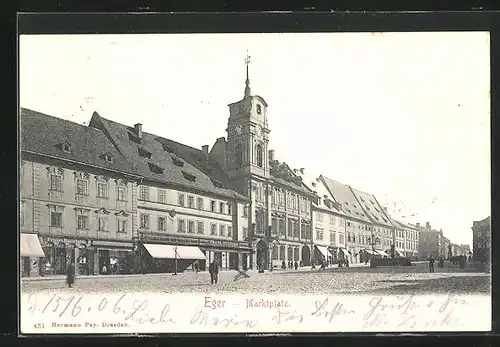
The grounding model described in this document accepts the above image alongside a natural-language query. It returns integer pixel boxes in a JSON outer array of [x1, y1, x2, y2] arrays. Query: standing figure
[[66, 262, 75, 288], [429, 255, 435, 273], [294, 261, 298, 270], [209, 259, 220, 284]]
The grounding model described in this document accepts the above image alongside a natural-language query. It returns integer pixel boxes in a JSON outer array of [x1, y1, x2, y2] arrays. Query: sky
[[19, 32, 490, 247]]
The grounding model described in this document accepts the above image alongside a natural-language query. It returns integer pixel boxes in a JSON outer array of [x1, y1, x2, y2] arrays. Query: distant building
[[472, 216, 490, 263], [391, 219, 419, 260], [417, 222, 443, 259]]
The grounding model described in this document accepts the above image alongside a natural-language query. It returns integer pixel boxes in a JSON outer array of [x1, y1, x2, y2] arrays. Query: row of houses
[[19, 66, 467, 277]]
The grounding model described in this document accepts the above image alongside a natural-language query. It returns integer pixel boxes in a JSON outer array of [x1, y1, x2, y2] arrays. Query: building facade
[[209, 65, 316, 270], [299, 170, 348, 265], [472, 216, 490, 263], [417, 222, 444, 260], [89, 113, 251, 272], [20, 109, 139, 277]]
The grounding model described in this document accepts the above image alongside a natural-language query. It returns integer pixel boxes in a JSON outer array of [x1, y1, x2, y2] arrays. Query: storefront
[[138, 232, 253, 273], [20, 233, 45, 277], [39, 235, 133, 276], [313, 245, 329, 265]]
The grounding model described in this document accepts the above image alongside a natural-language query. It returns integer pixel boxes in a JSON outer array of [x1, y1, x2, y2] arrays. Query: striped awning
[[20, 233, 45, 258]]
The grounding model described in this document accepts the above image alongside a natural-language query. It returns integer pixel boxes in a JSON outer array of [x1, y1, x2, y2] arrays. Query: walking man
[[209, 258, 220, 284], [65, 262, 75, 288], [429, 255, 435, 273]]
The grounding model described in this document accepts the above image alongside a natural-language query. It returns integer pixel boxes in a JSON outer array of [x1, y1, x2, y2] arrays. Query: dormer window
[[182, 171, 196, 182], [60, 142, 71, 153], [172, 157, 184, 167], [210, 178, 223, 188], [164, 145, 175, 153], [256, 104, 262, 114], [138, 147, 152, 159], [148, 162, 164, 174], [104, 153, 114, 163]]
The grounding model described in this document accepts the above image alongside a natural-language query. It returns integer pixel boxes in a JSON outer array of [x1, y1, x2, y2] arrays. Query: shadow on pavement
[[360, 275, 491, 295]]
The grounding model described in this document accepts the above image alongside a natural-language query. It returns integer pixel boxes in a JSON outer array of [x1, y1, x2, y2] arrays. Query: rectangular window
[[210, 223, 217, 235], [98, 217, 108, 231], [317, 213, 323, 222], [329, 215, 335, 225], [347, 221, 351, 227], [243, 227, 248, 239], [293, 221, 299, 238], [272, 218, 278, 235], [197, 221, 204, 234], [50, 212, 62, 227], [140, 214, 149, 229], [177, 219, 186, 233], [140, 186, 149, 201], [196, 197, 204, 210], [348, 233, 351, 242], [210, 200, 216, 212], [50, 175, 63, 191], [158, 217, 166, 231], [279, 191, 285, 206], [117, 186, 127, 201], [117, 219, 127, 232], [157, 189, 166, 204], [97, 182, 109, 198], [178, 193, 185, 207], [219, 224, 226, 236], [279, 219, 286, 236], [188, 195, 195, 208], [227, 203, 232, 215], [288, 219, 293, 237], [339, 233, 345, 244], [243, 205, 249, 217], [271, 191, 277, 207], [20, 201, 25, 227], [76, 179, 88, 195], [188, 220, 195, 234], [228, 226, 233, 237], [77, 215, 89, 230], [219, 202, 225, 214]]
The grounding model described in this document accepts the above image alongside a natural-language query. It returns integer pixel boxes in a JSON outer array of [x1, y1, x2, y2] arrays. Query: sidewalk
[[21, 264, 357, 282]]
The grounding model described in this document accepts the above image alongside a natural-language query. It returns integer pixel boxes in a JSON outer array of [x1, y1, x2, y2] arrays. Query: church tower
[[225, 52, 270, 183]]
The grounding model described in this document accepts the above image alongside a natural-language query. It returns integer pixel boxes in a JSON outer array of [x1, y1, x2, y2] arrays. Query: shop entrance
[[301, 245, 311, 266], [54, 243, 67, 275]]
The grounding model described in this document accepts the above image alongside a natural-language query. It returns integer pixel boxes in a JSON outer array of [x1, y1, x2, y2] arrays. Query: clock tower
[[225, 52, 270, 182]]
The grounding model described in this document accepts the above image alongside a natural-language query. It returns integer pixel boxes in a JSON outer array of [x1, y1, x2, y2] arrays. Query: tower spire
[[244, 50, 251, 97]]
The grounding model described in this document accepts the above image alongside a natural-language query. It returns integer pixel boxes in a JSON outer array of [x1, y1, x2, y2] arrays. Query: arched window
[[235, 144, 243, 167], [256, 144, 263, 168]]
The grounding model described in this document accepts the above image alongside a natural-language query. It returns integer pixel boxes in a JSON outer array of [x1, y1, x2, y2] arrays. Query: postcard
[[19, 29, 491, 334]]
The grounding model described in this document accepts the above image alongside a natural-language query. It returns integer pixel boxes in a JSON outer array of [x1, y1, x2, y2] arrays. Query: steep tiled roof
[[269, 161, 315, 196], [392, 219, 418, 230], [320, 175, 371, 223], [298, 169, 345, 215], [350, 187, 394, 228], [20, 108, 136, 177], [89, 112, 247, 201]]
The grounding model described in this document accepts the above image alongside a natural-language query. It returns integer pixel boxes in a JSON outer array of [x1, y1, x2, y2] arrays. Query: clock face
[[255, 124, 262, 137], [235, 125, 242, 136]]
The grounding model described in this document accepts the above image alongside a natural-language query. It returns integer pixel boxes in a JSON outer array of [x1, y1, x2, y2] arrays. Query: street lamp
[[173, 245, 178, 275]]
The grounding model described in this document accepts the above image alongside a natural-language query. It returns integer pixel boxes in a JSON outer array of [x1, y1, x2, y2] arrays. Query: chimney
[[201, 145, 209, 160], [134, 123, 142, 138], [299, 168, 305, 175], [426, 222, 431, 229], [416, 222, 420, 228], [268, 150, 275, 161], [383, 206, 388, 213]]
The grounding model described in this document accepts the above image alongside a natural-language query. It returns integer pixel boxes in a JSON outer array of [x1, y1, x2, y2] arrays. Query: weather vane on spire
[[244, 50, 252, 97]]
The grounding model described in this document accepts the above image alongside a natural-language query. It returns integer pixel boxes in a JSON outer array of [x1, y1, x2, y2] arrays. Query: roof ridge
[[21, 107, 103, 133]]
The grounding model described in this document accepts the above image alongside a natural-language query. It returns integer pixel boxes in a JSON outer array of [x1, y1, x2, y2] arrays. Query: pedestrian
[[66, 262, 75, 288], [429, 255, 435, 273], [294, 261, 298, 270], [281, 260, 286, 269], [345, 259, 349, 268], [194, 262, 199, 273], [209, 259, 219, 284], [438, 256, 444, 268]]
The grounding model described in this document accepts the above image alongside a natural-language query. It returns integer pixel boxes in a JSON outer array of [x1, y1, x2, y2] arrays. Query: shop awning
[[375, 249, 387, 257], [364, 249, 376, 255], [143, 243, 207, 260], [340, 248, 350, 256], [20, 233, 45, 258], [176, 246, 207, 260], [314, 245, 329, 258], [395, 250, 405, 257]]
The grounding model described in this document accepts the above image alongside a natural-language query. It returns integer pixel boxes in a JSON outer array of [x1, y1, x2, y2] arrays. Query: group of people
[[281, 260, 299, 270]]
